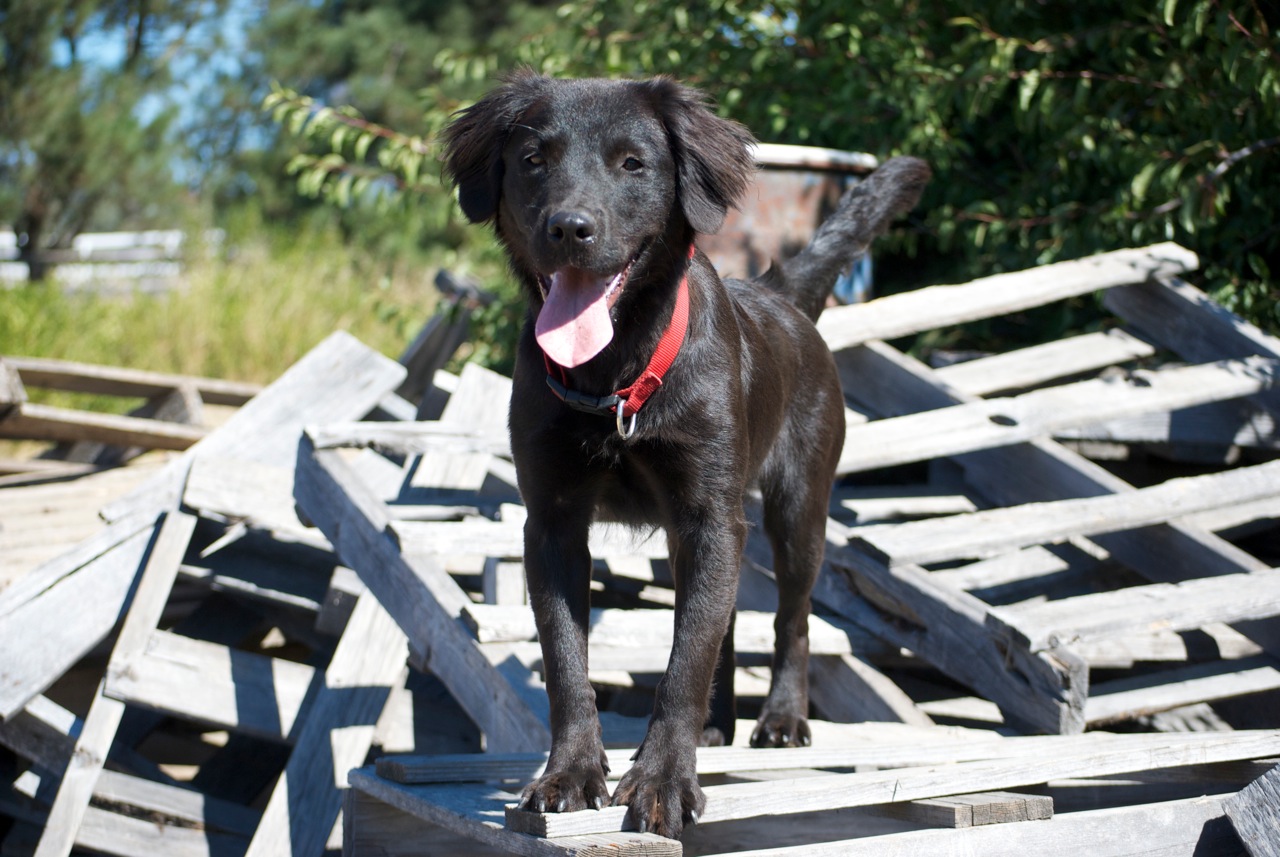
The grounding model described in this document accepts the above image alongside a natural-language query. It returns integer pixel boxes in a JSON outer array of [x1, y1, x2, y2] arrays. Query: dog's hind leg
[[749, 477, 828, 747]]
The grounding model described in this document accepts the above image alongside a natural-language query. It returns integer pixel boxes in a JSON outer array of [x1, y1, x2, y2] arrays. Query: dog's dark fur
[[443, 71, 929, 839]]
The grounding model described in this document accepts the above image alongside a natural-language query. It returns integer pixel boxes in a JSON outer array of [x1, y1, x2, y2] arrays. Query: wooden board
[[243, 590, 407, 857], [1224, 763, 1280, 857], [34, 511, 196, 857], [294, 434, 551, 752], [503, 730, 1280, 837], [817, 243, 1197, 351]]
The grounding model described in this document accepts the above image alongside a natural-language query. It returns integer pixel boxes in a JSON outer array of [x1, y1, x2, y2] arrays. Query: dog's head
[[442, 72, 755, 367]]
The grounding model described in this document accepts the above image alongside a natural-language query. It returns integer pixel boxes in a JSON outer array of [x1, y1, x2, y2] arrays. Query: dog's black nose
[[547, 210, 597, 245]]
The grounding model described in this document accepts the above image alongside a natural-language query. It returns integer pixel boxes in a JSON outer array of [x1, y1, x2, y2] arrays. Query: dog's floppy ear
[[644, 78, 756, 235], [442, 70, 549, 223]]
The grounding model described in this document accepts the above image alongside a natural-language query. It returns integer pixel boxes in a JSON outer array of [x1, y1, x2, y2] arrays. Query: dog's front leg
[[519, 509, 611, 813], [611, 509, 744, 838]]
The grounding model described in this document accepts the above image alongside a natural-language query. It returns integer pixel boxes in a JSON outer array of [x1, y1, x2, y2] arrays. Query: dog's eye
[[622, 157, 644, 172], [525, 153, 545, 167]]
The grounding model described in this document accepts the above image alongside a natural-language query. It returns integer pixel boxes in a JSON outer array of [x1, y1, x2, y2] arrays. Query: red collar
[[544, 251, 692, 437]]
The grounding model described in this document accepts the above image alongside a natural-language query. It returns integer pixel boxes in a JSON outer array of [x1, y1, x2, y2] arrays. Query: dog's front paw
[[520, 759, 611, 813], [611, 754, 704, 838], [749, 712, 812, 748]]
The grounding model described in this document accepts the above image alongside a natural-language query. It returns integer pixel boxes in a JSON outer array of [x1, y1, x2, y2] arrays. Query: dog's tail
[[759, 156, 930, 322]]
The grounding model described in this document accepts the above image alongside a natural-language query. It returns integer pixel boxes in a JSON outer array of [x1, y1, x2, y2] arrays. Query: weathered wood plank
[[92, 769, 259, 837], [0, 358, 27, 415], [348, 769, 678, 857], [506, 730, 1280, 836], [1105, 274, 1280, 415], [102, 330, 406, 523], [808, 653, 933, 726], [1085, 656, 1280, 726], [877, 791, 1053, 829], [343, 788, 514, 857], [34, 511, 196, 857], [75, 805, 247, 857], [4, 356, 260, 406], [294, 435, 551, 751], [817, 243, 1197, 351], [994, 569, 1280, 651], [463, 605, 877, 655], [1225, 763, 1280, 857], [1054, 400, 1279, 449], [306, 420, 511, 457], [392, 514, 669, 561], [0, 401, 207, 448], [850, 461, 1280, 566], [378, 730, 1195, 787], [243, 590, 407, 857], [837, 356, 1278, 475], [104, 628, 316, 742], [183, 455, 313, 537], [0, 522, 155, 721], [0, 510, 153, 620], [934, 329, 1156, 396], [723, 794, 1237, 857]]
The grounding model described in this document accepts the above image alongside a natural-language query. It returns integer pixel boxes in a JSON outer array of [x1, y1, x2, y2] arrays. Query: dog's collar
[[544, 248, 693, 438]]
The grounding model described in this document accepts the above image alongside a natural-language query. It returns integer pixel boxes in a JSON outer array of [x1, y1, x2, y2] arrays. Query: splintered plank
[[503, 730, 1280, 837], [243, 590, 407, 857], [933, 328, 1156, 397], [849, 460, 1280, 566], [4, 355, 261, 405], [295, 433, 551, 751], [817, 243, 1197, 351], [34, 511, 196, 857], [836, 356, 1278, 475], [349, 769, 681, 857], [104, 629, 316, 742], [1225, 764, 1280, 857]]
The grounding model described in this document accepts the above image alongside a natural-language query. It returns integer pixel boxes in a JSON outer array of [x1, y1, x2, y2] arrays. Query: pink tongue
[[535, 268, 616, 367]]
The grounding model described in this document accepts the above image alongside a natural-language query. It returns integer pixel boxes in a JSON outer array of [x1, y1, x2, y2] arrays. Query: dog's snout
[[547, 210, 597, 245]]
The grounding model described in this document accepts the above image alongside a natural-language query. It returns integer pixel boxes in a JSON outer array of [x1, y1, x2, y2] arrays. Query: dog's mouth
[[534, 256, 636, 368]]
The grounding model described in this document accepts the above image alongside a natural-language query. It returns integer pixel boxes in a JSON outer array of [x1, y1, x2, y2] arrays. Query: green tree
[[520, 0, 1279, 333], [0, 0, 230, 280]]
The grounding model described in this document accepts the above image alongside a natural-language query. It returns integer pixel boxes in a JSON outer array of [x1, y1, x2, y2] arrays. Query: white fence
[[0, 230, 224, 292]]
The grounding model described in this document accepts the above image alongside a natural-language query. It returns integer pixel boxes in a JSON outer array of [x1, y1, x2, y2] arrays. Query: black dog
[[443, 71, 928, 839]]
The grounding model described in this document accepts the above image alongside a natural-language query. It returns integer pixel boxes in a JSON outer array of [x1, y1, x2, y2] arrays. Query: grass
[[0, 221, 497, 402]]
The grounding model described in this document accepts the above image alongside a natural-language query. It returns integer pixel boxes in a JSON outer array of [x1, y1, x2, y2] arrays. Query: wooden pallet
[[811, 245, 1280, 735], [295, 244, 1280, 854], [5, 243, 1280, 856]]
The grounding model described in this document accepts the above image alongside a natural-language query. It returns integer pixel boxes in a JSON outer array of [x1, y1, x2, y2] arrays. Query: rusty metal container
[[699, 143, 879, 303]]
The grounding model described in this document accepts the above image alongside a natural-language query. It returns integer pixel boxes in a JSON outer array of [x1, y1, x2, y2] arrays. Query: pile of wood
[[1, 243, 1278, 857]]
